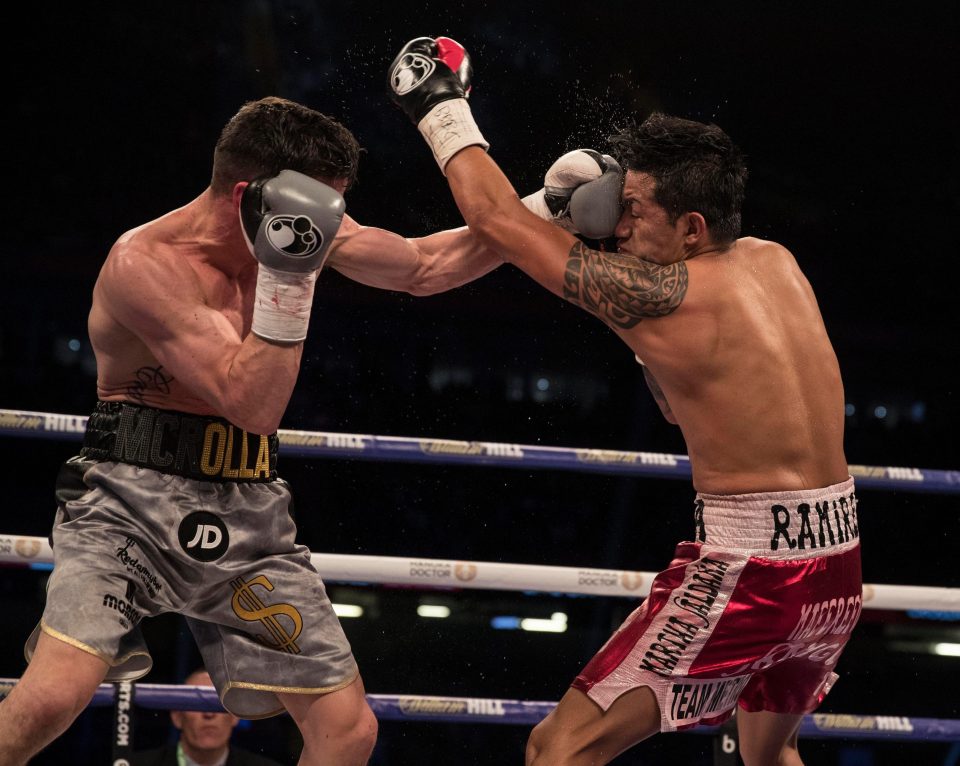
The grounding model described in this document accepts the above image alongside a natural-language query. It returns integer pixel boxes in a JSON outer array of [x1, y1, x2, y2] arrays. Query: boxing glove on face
[[522, 150, 624, 240], [388, 36, 489, 173], [568, 157, 624, 240], [240, 169, 345, 274]]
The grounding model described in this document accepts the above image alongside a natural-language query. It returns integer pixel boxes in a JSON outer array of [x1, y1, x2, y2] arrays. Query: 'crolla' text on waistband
[[79, 401, 278, 483]]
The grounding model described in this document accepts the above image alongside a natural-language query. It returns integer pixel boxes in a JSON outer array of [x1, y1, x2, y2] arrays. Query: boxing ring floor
[[1, 408, 959, 764]]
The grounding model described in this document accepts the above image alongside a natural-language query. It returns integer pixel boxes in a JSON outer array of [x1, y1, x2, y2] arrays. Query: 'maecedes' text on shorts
[[572, 478, 861, 731]]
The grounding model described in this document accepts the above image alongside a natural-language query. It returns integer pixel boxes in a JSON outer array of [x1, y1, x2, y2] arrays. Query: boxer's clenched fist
[[388, 36, 488, 173]]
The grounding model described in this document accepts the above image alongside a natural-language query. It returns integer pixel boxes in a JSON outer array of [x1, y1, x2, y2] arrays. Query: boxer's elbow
[[404, 266, 445, 296], [239, 410, 285, 437], [218, 365, 298, 435], [463, 199, 518, 255], [219, 400, 287, 436]]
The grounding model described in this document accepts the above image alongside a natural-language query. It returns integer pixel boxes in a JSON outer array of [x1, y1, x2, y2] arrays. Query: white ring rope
[[2, 534, 957, 612]]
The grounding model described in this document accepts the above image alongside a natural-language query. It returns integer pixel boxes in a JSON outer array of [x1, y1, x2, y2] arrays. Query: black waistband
[[80, 401, 278, 483]]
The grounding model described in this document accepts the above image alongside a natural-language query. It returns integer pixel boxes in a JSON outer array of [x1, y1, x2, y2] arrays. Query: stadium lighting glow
[[932, 642, 960, 657], [417, 605, 451, 618], [520, 612, 568, 633]]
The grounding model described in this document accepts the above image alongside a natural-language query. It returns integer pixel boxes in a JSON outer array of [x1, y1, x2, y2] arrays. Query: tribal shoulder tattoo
[[562, 242, 688, 329]]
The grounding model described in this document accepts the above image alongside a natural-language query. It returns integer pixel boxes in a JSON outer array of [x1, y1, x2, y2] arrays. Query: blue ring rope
[[0, 680, 954, 742], [2, 408, 958, 494]]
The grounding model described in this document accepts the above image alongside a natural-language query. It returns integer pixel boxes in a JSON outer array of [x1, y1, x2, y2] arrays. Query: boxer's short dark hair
[[212, 97, 361, 194], [609, 113, 748, 243]]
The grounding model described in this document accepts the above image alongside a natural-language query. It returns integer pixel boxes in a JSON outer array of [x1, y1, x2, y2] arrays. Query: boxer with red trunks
[[388, 37, 860, 766], [573, 479, 861, 733]]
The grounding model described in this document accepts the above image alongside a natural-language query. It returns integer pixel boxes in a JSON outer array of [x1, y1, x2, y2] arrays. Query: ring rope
[[3, 408, 958, 493], [4, 411, 959, 750], [0, 679, 956, 742], [2, 534, 957, 611]]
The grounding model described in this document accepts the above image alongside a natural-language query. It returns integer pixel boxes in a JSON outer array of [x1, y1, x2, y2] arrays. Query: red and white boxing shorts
[[572, 477, 861, 732]]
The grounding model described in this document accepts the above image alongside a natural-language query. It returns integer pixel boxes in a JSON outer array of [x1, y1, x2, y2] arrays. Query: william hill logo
[[397, 697, 506, 717], [848, 465, 923, 482], [398, 698, 467, 716], [281, 432, 368, 450], [575, 449, 677, 466], [418, 440, 523, 458], [812, 714, 914, 732]]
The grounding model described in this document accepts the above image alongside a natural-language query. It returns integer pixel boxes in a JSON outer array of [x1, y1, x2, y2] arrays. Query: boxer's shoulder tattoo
[[125, 365, 174, 403], [561, 242, 688, 329]]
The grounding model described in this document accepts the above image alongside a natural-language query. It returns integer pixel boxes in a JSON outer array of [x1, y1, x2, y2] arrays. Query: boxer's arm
[[324, 214, 503, 295], [97, 244, 302, 435], [388, 36, 689, 328], [445, 147, 688, 330]]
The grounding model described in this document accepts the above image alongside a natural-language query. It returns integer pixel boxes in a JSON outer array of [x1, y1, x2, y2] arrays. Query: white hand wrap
[[417, 98, 489, 174], [521, 189, 576, 232], [521, 150, 623, 238], [251, 266, 319, 344]]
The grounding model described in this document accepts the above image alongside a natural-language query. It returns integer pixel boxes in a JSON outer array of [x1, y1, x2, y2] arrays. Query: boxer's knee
[[290, 686, 378, 766], [0, 680, 92, 765], [339, 703, 377, 757], [525, 715, 580, 766], [300, 705, 377, 765], [1, 634, 107, 757], [525, 721, 547, 764]]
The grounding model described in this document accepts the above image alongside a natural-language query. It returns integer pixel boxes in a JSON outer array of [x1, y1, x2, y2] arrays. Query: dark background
[[2, 2, 959, 764]]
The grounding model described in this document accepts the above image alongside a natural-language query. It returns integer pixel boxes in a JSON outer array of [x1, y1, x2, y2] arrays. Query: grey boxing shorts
[[25, 402, 358, 718]]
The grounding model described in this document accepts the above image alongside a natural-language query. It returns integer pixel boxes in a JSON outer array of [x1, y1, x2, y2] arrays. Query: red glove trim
[[435, 37, 466, 74]]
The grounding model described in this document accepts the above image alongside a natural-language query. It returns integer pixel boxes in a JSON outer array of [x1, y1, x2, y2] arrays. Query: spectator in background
[[133, 669, 283, 766]]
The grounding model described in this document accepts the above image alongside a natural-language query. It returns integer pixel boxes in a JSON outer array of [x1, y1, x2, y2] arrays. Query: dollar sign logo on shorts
[[230, 575, 303, 654]]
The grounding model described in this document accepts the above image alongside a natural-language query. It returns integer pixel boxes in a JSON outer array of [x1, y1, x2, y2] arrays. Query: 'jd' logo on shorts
[[178, 511, 229, 562]]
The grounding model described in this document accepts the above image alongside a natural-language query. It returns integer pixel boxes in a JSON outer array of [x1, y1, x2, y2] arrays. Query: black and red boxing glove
[[389, 36, 472, 122], [388, 36, 489, 173]]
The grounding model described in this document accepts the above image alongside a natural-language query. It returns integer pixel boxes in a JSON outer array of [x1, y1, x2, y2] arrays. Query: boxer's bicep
[[561, 242, 689, 330], [326, 223, 422, 290], [406, 226, 502, 294], [327, 221, 500, 295], [101, 251, 244, 393]]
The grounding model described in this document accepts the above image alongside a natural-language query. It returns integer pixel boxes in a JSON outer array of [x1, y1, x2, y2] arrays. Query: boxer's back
[[631, 237, 848, 494]]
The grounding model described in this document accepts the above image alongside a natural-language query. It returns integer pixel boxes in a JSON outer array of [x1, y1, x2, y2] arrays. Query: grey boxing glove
[[522, 149, 623, 239], [240, 169, 346, 343]]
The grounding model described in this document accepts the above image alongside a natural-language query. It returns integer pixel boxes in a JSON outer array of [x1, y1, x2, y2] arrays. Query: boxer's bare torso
[[90, 198, 259, 416], [89, 190, 294, 434], [446, 157, 848, 496], [620, 236, 847, 495], [89, 183, 500, 434]]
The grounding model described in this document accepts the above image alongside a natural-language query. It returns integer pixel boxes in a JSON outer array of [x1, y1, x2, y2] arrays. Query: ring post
[[112, 680, 135, 766]]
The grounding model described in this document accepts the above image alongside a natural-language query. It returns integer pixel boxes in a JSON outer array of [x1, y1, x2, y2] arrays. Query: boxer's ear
[[679, 212, 707, 245], [232, 181, 251, 210]]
